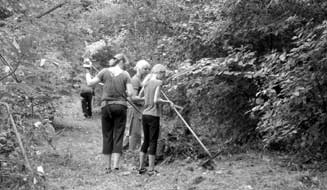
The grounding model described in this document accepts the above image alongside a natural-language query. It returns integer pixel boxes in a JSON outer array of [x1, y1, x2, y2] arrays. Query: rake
[[161, 90, 212, 158]]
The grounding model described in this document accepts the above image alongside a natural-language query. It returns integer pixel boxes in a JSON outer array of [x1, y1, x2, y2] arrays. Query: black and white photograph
[[1, 0, 327, 189]]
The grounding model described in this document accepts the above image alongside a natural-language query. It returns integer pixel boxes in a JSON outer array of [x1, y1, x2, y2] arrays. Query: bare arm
[[126, 83, 134, 97], [128, 85, 144, 103], [154, 86, 170, 104]]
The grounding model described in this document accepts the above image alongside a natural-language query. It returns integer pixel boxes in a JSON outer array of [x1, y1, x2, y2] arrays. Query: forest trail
[[36, 96, 326, 190]]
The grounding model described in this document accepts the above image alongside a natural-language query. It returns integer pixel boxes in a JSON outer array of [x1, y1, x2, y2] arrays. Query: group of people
[[83, 53, 174, 176]]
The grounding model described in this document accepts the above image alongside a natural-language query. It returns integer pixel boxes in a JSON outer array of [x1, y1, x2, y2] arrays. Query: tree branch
[[35, 1, 67, 19], [0, 102, 33, 173], [0, 53, 21, 82]]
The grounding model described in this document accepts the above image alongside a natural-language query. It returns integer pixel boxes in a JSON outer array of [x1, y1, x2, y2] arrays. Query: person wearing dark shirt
[[84, 53, 134, 172]]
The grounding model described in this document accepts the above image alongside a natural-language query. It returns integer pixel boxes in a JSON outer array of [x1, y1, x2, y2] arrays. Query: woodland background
[[1, 0, 327, 189]]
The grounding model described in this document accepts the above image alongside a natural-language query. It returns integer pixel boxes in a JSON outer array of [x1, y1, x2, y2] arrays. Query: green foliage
[[165, 1, 229, 63], [221, 0, 327, 53], [161, 0, 327, 159], [253, 21, 327, 155], [85, 0, 188, 63], [169, 47, 259, 145], [0, 0, 90, 118], [1, 0, 327, 175], [0, 1, 92, 188]]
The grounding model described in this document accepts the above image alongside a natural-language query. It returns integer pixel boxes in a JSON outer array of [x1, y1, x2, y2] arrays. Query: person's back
[[84, 53, 134, 172], [138, 64, 173, 176], [143, 78, 162, 117], [96, 67, 130, 104]]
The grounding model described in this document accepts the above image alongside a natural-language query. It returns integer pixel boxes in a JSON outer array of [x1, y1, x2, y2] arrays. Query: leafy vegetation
[[0, 1, 88, 189], [220, 0, 327, 156], [1, 0, 327, 188]]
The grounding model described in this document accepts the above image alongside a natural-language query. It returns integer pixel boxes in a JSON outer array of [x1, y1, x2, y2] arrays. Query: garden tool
[[160, 90, 212, 158], [199, 137, 233, 169]]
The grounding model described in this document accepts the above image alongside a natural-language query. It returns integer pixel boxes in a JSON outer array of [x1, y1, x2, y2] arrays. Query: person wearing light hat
[[80, 59, 95, 119], [84, 53, 134, 173], [137, 63, 174, 176]]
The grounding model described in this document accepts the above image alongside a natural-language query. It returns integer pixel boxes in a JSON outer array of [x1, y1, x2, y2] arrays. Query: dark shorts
[[101, 104, 127, 154], [141, 115, 160, 155]]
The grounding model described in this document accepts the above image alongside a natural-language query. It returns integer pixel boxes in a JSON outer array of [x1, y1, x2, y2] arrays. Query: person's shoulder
[[122, 70, 131, 78], [98, 68, 110, 75], [146, 78, 162, 87], [131, 74, 138, 80], [131, 75, 141, 82], [102, 68, 112, 73]]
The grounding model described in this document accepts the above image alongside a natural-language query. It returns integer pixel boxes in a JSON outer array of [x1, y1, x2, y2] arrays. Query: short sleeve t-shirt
[[96, 68, 131, 102], [143, 79, 163, 117], [131, 75, 142, 94]]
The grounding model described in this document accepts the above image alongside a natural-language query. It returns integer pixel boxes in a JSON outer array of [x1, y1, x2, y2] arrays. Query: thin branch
[[0, 102, 33, 173], [0, 53, 21, 82], [35, 1, 67, 19]]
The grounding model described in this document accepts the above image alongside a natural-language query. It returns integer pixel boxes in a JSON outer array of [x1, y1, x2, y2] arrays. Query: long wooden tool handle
[[125, 98, 143, 114], [161, 91, 212, 157]]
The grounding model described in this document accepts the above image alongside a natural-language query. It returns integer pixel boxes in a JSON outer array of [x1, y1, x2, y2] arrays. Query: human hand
[[133, 96, 144, 102]]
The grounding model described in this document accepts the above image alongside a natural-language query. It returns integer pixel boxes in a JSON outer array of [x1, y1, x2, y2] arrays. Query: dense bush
[[161, 0, 327, 158], [167, 47, 259, 147], [253, 21, 327, 155], [223, 0, 327, 156]]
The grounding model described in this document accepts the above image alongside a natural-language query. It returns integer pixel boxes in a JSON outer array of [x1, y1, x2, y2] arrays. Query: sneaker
[[138, 168, 147, 175]]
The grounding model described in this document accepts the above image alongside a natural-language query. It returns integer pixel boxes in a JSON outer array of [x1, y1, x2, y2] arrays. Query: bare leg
[[148, 154, 155, 171], [139, 152, 145, 169], [104, 154, 111, 169], [112, 153, 120, 169], [128, 136, 134, 151]]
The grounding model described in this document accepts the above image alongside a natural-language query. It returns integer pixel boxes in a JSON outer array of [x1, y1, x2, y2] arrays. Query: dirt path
[[37, 96, 326, 190]]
